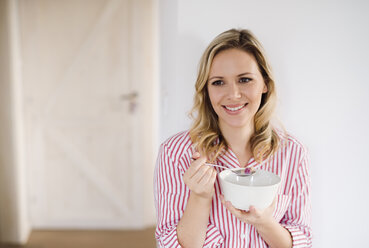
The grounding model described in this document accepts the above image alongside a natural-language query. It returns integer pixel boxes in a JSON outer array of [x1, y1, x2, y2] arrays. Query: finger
[[187, 156, 207, 176], [265, 198, 276, 216], [261, 197, 276, 214], [191, 163, 210, 182], [210, 168, 217, 183], [191, 152, 200, 160], [197, 166, 212, 184], [198, 167, 216, 185], [191, 145, 198, 155], [224, 201, 246, 219], [192, 155, 206, 168], [225, 201, 240, 214], [219, 194, 226, 205], [249, 206, 260, 216]]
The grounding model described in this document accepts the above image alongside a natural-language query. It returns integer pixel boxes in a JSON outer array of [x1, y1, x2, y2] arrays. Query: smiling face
[[207, 48, 268, 131]]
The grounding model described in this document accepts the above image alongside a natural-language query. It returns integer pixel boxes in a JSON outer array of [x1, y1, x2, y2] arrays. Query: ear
[[262, 83, 268, 93]]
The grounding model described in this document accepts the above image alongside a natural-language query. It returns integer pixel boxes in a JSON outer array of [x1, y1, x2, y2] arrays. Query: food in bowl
[[219, 169, 281, 211]]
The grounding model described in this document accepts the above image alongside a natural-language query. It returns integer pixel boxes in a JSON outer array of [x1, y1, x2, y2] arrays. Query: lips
[[222, 103, 247, 112]]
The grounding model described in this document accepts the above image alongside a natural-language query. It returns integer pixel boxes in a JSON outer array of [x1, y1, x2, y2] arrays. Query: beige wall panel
[[19, 0, 157, 229]]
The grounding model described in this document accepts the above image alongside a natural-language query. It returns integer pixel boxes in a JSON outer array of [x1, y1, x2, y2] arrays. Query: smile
[[223, 103, 247, 112]]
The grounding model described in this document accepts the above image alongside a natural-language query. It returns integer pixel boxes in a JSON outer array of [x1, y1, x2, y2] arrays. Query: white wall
[[159, 0, 369, 247]]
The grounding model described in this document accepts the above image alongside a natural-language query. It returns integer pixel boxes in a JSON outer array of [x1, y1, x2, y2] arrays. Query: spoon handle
[[205, 163, 229, 170], [206, 163, 255, 176]]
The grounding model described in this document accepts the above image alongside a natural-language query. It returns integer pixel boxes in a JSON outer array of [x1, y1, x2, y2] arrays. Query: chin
[[223, 121, 250, 129]]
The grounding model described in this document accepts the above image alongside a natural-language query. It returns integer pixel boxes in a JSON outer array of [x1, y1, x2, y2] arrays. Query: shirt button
[[241, 233, 247, 239]]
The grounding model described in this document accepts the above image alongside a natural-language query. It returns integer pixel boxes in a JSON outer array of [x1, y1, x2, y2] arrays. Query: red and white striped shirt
[[154, 131, 312, 247]]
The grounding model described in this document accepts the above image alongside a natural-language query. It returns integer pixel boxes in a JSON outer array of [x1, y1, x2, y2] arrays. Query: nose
[[228, 82, 242, 99]]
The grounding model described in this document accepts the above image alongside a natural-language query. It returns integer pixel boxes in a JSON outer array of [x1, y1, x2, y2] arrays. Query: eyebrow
[[208, 72, 255, 81]]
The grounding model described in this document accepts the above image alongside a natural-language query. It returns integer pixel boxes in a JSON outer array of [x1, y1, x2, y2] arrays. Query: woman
[[154, 29, 312, 248]]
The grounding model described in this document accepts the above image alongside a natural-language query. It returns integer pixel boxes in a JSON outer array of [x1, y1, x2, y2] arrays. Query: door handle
[[120, 91, 138, 113], [120, 92, 138, 101]]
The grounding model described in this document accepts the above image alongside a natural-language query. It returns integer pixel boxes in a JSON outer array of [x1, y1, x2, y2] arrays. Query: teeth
[[225, 104, 244, 111]]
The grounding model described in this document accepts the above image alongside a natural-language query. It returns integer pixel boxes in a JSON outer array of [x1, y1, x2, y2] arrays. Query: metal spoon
[[205, 163, 255, 177]]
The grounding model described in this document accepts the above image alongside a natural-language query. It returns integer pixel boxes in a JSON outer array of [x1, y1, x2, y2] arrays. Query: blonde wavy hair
[[189, 29, 279, 163]]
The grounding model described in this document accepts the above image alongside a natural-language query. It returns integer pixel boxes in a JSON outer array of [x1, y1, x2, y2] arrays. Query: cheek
[[248, 86, 265, 101], [207, 89, 220, 107]]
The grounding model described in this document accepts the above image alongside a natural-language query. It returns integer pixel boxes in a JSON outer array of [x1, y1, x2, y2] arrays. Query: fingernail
[[192, 152, 200, 158]]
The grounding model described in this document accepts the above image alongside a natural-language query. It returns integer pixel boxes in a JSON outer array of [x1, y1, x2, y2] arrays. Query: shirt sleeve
[[154, 143, 224, 248], [280, 150, 313, 247]]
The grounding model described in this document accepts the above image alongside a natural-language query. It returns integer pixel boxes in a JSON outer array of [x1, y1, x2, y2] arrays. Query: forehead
[[209, 48, 260, 77]]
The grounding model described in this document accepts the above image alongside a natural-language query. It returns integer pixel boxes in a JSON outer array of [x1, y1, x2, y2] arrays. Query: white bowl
[[219, 169, 281, 211]]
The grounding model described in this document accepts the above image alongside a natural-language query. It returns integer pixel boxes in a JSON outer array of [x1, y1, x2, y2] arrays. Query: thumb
[[192, 151, 200, 160], [249, 205, 260, 216]]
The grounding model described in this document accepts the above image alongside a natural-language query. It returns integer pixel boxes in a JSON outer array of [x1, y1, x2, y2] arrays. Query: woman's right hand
[[183, 152, 217, 199]]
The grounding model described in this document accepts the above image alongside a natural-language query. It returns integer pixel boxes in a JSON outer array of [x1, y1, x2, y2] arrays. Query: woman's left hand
[[220, 195, 276, 228]]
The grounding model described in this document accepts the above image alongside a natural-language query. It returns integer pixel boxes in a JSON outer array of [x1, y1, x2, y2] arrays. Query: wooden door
[[18, 0, 157, 229]]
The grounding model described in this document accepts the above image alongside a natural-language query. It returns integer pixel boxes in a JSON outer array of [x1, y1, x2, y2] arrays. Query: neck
[[219, 121, 254, 155]]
